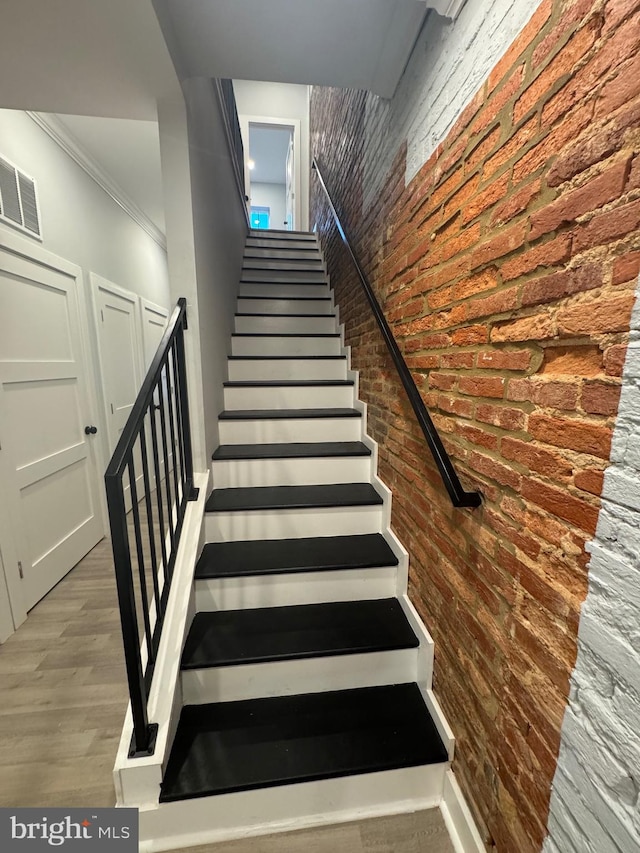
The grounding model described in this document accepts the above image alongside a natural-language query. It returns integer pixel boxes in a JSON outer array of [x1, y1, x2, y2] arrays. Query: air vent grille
[[0, 155, 42, 239]]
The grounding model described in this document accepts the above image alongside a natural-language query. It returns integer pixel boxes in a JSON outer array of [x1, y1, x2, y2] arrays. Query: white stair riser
[[182, 648, 418, 705], [194, 566, 398, 611], [218, 416, 363, 444], [227, 359, 347, 381], [242, 269, 325, 283], [246, 239, 318, 251], [239, 283, 330, 299], [231, 336, 341, 356], [223, 384, 354, 410], [237, 298, 334, 315], [244, 248, 321, 261], [138, 765, 446, 852], [234, 315, 337, 334], [205, 504, 384, 541], [243, 259, 324, 271], [211, 454, 372, 488]]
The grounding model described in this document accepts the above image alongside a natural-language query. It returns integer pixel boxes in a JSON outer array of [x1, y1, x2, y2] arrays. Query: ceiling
[[0, 0, 461, 237]]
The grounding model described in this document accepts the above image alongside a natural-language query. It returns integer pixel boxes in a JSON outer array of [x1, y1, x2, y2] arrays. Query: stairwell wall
[[310, 0, 640, 850]]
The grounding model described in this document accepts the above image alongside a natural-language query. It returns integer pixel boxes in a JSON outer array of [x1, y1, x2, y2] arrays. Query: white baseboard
[[440, 769, 487, 853]]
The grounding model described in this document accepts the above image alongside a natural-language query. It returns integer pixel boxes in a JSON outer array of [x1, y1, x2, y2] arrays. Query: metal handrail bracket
[[312, 158, 481, 509]]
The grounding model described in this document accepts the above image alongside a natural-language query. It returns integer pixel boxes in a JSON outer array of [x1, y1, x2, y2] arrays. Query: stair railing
[[312, 158, 481, 509], [105, 297, 199, 757]]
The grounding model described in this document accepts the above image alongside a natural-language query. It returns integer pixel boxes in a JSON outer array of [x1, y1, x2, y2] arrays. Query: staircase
[[126, 230, 456, 851]]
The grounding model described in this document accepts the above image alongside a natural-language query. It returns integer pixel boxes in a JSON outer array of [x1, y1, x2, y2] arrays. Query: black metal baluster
[[176, 321, 197, 499], [149, 401, 169, 584], [156, 362, 176, 554], [171, 342, 187, 497], [128, 452, 154, 667], [164, 346, 182, 510], [139, 420, 161, 625]]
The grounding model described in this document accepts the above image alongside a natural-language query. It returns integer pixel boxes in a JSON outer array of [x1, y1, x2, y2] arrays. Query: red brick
[[476, 348, 533, 371], [547, 101, 640, 186], [501, 436, 573, 478], [462, 173, 510, 224], [455, 269, 500, 301], [627, 155, 640, 191], [437, 394, 474, 419], [574, 469, 605, 495], [470, 221, 528, 269], [581, 381, 621, 415], [441, 351, 475, 369], [491, 313, 556, 343], [459, 375, 506, 399], [456, 422, 500, 451], [612, 251, 640, 285], [603, 0, 640, 34], [532, 380, 581, 410], [452, 325, 489, 345], [528, 413, 613, 458], [487, 0, 554, 92], [595, 51, 640, 119], [436, 222, 482, 264], [522, 263, 603, 307], [529, 159, 631, 240], [492, 178, 543, 225], [466, 287, 519, 321], [532, 0, 596, 67], [521, 477, 599, 532], [472, 65, 525, 136], [501, 234, 573, 281], [603, 343, 627, 376], [514, 18, 599, 126], [542, 345, 603, 376], [483, 116, 538, 180], [429, 372, 458, 391], [469, 451, 522, 489], [513, 102, 595, 184], [476, 404, 527, 431], [405, 354, 440, 370], [557, 293, 636, 335], [465, 126, 502, 175]]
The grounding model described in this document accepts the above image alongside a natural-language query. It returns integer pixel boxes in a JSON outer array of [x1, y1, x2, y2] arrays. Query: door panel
[[0, 248, 104, 612]]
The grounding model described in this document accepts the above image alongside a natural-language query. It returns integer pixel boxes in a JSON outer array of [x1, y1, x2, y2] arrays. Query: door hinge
[[101, 309, 104, 322], [110, 403, 114, 414], [18, 561, 23, 579]]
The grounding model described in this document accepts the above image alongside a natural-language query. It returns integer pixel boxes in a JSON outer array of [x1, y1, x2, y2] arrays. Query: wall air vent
[[0, 155, 42, 239]]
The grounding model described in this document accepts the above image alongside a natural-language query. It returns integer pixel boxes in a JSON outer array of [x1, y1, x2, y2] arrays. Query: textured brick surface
[[310, 0, 640, 849]]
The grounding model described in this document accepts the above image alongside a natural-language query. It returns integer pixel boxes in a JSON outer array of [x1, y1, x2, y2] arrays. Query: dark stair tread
[[205, 483, 382, 513], [218, 408, 361, 420], [212, 441, 370, 461], [195, 533, 399, 579], [181, 599, 418, 670], [159, 683, 448, 802], [223, 379, 354, 388]]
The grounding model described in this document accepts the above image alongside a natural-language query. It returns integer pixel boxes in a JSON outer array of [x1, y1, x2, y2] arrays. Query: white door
[[285, 134, 294, 231], [0, 245, 104, 612], [93, 277, 142, 456], [140, 298, 169, 371]]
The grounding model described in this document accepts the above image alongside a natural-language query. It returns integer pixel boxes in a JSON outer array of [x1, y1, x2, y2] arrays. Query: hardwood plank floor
[[0, 536, 454, 852]]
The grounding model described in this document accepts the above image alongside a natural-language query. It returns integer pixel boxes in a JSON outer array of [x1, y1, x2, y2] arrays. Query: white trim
[[26, 112, 167, 251], [441, 770, 488, 852], [428, 0, 469, 19], [240, 115, 302, 232]]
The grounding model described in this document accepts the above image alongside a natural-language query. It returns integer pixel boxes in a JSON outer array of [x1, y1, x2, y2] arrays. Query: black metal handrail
[[312, 158, 481, 509], [105, 297, 198, 757], [215, 78, 250, 230]]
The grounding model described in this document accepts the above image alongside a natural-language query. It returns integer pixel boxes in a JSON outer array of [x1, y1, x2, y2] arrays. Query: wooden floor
[[0, 537, 454, 852]]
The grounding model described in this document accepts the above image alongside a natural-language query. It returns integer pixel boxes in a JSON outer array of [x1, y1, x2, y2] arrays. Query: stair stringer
[[113, 471, 210, 809]]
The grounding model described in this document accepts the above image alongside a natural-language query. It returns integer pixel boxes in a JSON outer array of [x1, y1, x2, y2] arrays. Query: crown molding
[[27, 111, 167, 251], [427, 0, 468, 20]]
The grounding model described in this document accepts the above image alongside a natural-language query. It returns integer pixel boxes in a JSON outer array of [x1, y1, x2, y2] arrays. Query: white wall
[[544, 274, 640, 852], [0, 110, 169, 304], [182, 78, 248, 465], [251, 183, 287, 230], [360, 0, 546, 209], [233, 81, 310, 230]]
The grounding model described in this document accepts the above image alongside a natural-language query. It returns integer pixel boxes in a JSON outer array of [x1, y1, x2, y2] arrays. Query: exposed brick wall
[[310, 0, 640, 850]]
